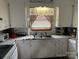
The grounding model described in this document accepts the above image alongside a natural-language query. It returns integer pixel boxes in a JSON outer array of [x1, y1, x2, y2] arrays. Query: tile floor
[[31, 56, 69, 59], [43, 57, 69, 59]]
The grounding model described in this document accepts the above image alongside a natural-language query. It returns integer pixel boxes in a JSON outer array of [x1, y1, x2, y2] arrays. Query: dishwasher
[[68, 38, 77, 59]]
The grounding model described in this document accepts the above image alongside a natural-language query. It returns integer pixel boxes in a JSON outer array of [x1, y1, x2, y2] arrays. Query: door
[[55, 38, 68, 56], [15, 40, 31, 59], [8, 0, 26, 28], [0, 0, 9, 30]]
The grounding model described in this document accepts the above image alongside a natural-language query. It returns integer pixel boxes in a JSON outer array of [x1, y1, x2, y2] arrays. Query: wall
[[72, 0, 78, 27], [14, 28, 28, 34]]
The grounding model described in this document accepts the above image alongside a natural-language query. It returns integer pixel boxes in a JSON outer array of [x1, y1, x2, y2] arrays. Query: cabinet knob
[[0, 26, 1, 28], [5, 26, 8, 27], [0, 18, 3, 21], [30, 44, 32, 47]]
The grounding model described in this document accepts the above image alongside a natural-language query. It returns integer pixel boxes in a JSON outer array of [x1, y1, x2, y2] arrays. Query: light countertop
[[0, 35, 73, 45]]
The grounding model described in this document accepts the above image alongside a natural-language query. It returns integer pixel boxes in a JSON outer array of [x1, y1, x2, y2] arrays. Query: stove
[[0, 45, 13, 59]]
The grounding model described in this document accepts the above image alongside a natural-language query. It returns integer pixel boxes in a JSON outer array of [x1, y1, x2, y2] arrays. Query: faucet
[[33, 32, 37, 38], [45, 32, 47, 37], [40, 32, 42, 38]]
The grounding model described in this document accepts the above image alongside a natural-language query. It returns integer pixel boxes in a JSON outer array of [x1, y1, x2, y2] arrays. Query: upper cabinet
[[0, 0, 10, 31], [72, 0, 78, 27], [53, 0, 78, 27], [53, 0, 74, 27], [8, 0, 26, 28]]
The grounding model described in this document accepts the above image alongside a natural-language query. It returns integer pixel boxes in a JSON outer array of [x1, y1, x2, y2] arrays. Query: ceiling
[[30, 0, 53, 3]]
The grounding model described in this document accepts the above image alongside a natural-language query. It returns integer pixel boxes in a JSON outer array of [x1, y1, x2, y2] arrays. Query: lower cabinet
[[15, 38, 68, 59], [55, 38, 68, 57], [31, 39, 55, 58]]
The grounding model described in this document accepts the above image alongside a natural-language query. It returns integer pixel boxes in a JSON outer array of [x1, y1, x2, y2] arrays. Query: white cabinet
[[51, 35, 68, 56], [31, 39, 55, 58], [16, 39, 56, 59], [68, 39, 76, 59], [8, 0, 26, 28], [53, 0, 73, 27], [0, 0, 9, 31], [72, 0, 78, 27], [55, 38, 68, 56], [15, 37, 68, 59], [15, 40, 31, 59]]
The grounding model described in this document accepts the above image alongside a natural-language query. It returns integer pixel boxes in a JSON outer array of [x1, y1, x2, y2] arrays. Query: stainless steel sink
[[33, 36, 51, 40], [51, 35, 70, 38]]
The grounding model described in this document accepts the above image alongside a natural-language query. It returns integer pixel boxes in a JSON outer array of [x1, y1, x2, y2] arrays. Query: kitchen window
[[29, 6, 59, 31]]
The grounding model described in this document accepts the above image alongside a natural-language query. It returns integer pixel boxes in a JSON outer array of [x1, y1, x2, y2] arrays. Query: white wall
[[72, 0, 78, 27]]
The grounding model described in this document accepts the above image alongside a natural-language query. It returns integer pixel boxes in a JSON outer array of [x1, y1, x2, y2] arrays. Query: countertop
[[9, 35, 34, 40], [0, 35, 73, 45], [9, 35, 72, 40], [0, 35, 73, 59]]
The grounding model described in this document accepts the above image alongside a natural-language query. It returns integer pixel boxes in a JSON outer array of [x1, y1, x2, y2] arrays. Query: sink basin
[[51, 35, 69, 38], [34, 36, 51, 40], [0, 45, 13, 59]]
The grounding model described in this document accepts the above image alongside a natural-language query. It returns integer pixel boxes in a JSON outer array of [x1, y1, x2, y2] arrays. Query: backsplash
[[14, 28, 28, 34], [2, 28, 28, 38], [55, 27, 77, 37], [2, 27, 77, 38]]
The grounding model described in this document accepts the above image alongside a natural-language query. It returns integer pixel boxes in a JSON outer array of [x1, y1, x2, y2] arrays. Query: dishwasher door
[[68, 39, 76, 59]]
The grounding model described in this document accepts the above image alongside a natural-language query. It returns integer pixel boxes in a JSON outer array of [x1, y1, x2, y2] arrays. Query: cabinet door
[[0, 20, 4, 31], [8, 0, 26, 28], [15, 40, 31, 59], [0, 0, 9, 30], [55, 38, 68, 56], [53, 0, 73, 27], [31, 39, 55, 58]]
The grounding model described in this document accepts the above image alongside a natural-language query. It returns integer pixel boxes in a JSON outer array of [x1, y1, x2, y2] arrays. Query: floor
[[32, 57, 69, 59], [43, 57, 69, 59]]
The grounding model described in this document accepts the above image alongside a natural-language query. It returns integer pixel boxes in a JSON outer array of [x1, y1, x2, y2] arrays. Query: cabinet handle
[[30, 44, 32, 47], [5, 26, 8, 27], [0, 18, 3, 21]]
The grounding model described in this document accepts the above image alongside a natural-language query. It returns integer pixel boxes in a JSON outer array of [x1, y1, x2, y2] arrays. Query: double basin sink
[[33, 35, 51, 40], [33, 35, 70, 40]]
